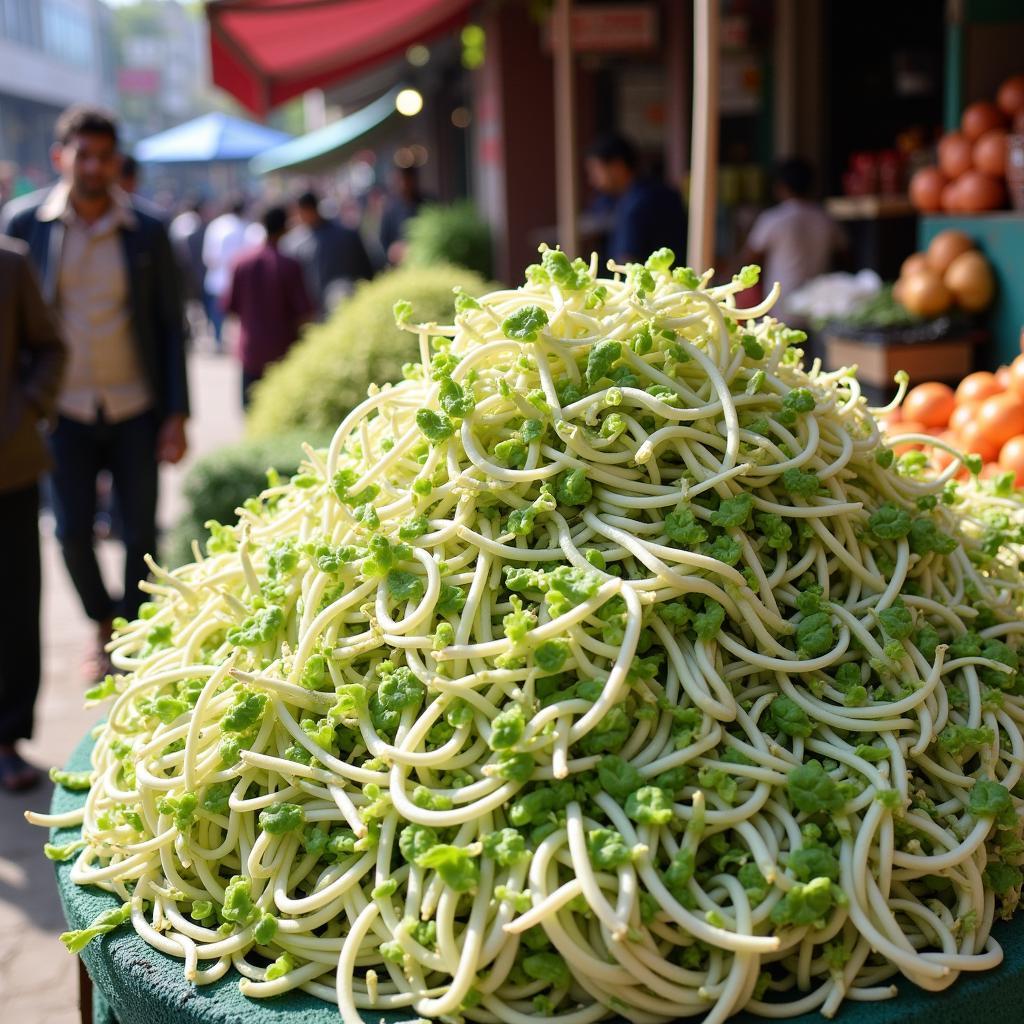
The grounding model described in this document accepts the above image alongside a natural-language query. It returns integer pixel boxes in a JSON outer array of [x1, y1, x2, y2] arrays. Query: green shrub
[[162, 430, 332, 567], [404, 202, 493, 278], [246, 264, 489, 438]]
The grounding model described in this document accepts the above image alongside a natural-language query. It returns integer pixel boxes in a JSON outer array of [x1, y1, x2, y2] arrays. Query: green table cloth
[[50, 730, 1024, 1024]]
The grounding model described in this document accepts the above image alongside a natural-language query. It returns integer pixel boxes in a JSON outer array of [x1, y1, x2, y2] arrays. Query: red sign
[[546, 4, 657, 53], [117, 68, 161, 96]]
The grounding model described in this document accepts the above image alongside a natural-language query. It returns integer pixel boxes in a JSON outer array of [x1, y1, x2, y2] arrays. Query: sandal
[[0, 751, 40, 793]]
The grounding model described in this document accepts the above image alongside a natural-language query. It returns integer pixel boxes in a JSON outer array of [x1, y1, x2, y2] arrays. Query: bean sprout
[[31, 249, 1024, 1023]]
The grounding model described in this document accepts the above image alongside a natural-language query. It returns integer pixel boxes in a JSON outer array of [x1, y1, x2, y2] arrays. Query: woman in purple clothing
[[226, 205, 314, 408]]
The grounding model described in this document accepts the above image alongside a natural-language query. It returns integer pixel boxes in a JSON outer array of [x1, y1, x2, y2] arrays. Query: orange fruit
[[959, 418, 1001, 463], [955, 371, 1002, 405], [903, 382, 955, 428], [977, 392, 1024, 449]]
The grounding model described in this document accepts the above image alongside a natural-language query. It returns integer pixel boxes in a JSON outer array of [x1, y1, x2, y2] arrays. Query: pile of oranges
[[908, 74, 1024, 214], [885, 355, 1024, 485]]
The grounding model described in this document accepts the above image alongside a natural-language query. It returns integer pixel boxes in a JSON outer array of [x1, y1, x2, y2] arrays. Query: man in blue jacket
[[585, 134, 687, 267], [2, 105, 189, 680]]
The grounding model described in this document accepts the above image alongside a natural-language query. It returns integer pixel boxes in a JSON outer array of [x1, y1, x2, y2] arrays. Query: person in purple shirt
[[226, 205, 314, 407], [585, 134, 687, 266]]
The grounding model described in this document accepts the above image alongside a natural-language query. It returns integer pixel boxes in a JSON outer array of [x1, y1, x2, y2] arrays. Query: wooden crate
[[823, 331, 986, 390]]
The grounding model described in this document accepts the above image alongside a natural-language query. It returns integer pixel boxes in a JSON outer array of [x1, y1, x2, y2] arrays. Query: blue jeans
[[242, 368, 261, 409], [49, 410, 159, 623], [203, 289, 225, 349]]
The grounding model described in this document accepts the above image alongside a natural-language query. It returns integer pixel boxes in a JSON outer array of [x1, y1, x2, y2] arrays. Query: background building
[[0, 0, 116, 192], [112, 0, 211, 146]]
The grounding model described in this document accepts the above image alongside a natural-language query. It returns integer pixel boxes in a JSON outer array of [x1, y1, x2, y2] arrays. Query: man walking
[[283, 191, 372, 317], [201, 195, 248, 351], [170, 194, 209, 337], [584, 134, 687, 266], [227, 205, 313, 407], [0, 238, 65, 789], [2, 105, 189, 679]]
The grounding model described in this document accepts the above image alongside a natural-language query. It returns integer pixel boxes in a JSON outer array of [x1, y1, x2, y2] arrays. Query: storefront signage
[[545, 4, 657, 53]]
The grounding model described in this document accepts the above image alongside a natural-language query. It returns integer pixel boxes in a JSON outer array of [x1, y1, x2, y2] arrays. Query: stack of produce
[[892, 230, 995, 319], [32, 250, 1024, 1024], [885, 353, 1024, 484], [909, 74, 1024, 214]]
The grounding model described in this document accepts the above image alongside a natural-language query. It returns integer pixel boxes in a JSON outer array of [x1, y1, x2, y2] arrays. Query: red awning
[[208, 0, 475, 116]]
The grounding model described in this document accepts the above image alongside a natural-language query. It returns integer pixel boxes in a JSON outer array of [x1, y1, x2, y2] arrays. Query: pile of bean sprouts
[[31, 249, 1024, 1024]]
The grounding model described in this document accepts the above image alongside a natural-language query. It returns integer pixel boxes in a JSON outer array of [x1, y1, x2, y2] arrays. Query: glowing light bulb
[[395, 89, 423, 117]]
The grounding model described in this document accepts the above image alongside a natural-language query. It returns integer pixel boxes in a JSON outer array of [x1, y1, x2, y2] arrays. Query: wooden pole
[[553, 0, 578, 255], [687, 0, 720, 271], [774, 0, 796, 157], [665, 0, 691, 185]]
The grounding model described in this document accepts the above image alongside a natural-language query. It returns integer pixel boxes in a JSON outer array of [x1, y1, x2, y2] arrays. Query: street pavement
[[0, 351, 244, 1017]]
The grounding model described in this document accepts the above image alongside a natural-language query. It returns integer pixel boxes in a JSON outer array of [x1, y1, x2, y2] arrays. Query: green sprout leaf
[[502, 305, 549, 341]]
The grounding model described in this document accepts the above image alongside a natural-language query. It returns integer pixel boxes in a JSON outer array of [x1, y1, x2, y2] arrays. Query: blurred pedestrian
[[119, 154, 140, 195], [2, 104, 189, 681], [380, 166, 427, 265], [201, 195, 248, 351], [170, 195, 208, 314], [585, 135, 687, 265], [738, 158, 845, 315], [118, 153, 166, 222], [0, 237, 66, 790], [226, 205, 313, 408], [284, 190, 372, 317]]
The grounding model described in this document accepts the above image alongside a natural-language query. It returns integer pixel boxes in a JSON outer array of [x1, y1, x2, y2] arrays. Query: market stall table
[[822, 326, 988, 405], [51, 730, 1024, 1024]]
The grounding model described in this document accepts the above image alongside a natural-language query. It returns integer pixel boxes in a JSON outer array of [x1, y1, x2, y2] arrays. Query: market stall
[[28, 4, 1024, 1024], [815, 2, 1024, 412]]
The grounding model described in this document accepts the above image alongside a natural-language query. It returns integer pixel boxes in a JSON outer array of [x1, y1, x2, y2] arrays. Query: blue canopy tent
[[134, 112, 291, 163]]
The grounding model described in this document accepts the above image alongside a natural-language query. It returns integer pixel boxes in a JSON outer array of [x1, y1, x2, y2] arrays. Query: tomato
[[979, 462, 1005, 481], [998, 75, 1024, 118], [949, 401, 979, 435], [961, 101, 1006, 142], [909, 168, 946, 213], [956, 169, 1006, 213], [998, 434, 1024, 487], [973, 129, 1008, 177], [938, 133, 974, 179], [976, 393, 1024, 448], [1008, 354, 1024, 398], [955, 371, 1003, 405], [958, 418, 1001, 463], [902, 381, 955, 428], [996, 365, 1012, 390]]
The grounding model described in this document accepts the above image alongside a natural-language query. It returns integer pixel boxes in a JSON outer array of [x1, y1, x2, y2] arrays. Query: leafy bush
[[404, 202, 493, 278], [162, 430, 332, 567], [246, 263, 489, 438]]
